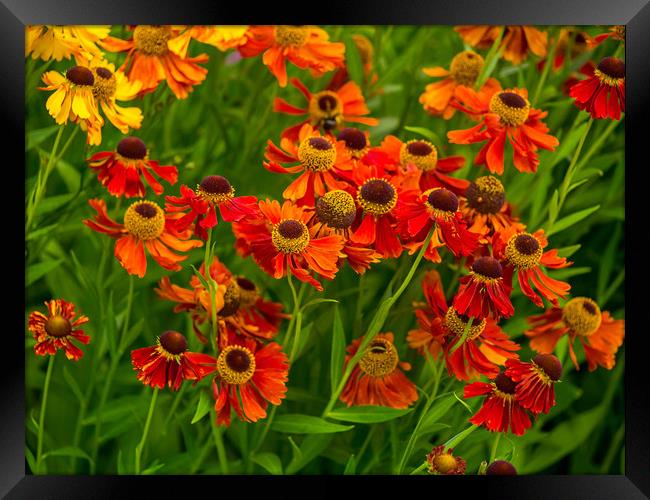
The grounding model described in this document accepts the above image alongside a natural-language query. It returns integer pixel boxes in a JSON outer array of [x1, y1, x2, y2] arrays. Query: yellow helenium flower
[[26, 25, 110, 64], [40, 65, 102, 127], [168, 25, 249, 57]]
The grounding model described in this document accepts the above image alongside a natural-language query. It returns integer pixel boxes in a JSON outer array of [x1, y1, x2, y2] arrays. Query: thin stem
[[489, 433, 502, 463], [134, 388, 159, 474], [212, 422, 229, 474], [532, 27, 560, 105], [409, 461, 428, 475], [36, 354, 55, 474], [161, 384, 186, 434], [443, 424, 478, 450], [475, 27, 505, 89]]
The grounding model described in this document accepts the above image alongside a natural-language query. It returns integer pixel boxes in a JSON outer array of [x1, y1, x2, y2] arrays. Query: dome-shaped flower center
[[309, 91, 342, 130], [117, 137, 148, 160], [235, 276, 259, 308], [217, 345, 256, 385], [133, 25, 172, 56], [449, 50, 484, 86], [275, 26, 308, 47], [315, 190, 356, 229], [357, 178, 397, 216], [595, 57, 625, 86], [489, 91, 530, 127], [505, 233, 542, 270], [426, 188, 459, 220], [45, 314, 72, 338], [271, 219, 310, 254], [444, 308, 486, 340], [533, 353, 562, 382], [472, 256, 503, 280], [66, 66, 95, 86], [197, 175, 235, 204], [494, 372, 517, 395], [486, 460, 517, 475], [358, 338, 399, 377], [399, 140, 438, 171], [91, 66, 116, 100], [337, 128, 367, 158], [433, 454, 458, 474], [297, 137, 337, 173], [219, 281, 241, 317], [123, 201, 165, 240], [562, 297, 602, 337], [465, 176, 505, 214], [159, 330, 188, 356]]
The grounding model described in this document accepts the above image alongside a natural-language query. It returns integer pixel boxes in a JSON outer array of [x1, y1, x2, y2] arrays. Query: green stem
[[444, 424, 478, 450], [212, 422, 229, 474], [489, 433, 502, 463], [532, 27, 560, 105], [475, 28, 505, 89], [134, 388, 159, 474], [161, 384, 186, 434], [36, 354, 55, 474], [409, 461, 428, 475]]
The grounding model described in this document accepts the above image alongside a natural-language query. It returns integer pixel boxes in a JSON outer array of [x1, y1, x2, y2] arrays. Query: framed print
[[6, 0, 650, 497]]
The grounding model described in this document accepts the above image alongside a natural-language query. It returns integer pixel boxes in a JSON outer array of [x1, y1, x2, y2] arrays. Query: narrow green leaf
[[343, 455, 356, 475], [403, 126, 442, 148], [330, 306, 346, 392], [597, 223, 622, 302], [62, 366, 85, 404], [548, 189, 560, 224], [26, 125, 59, 151], [328, 405, 413, 423], [190, 265, 212, 291], [556, 244, 581, 258], [117, 450, 126, 474], [286, 434, 333, 474], [271, 414, 354, 434], [546, 205, 601, 236], [25, 447, 37, 474], [34, 193, 76, 216], [43, 446, 94, 465], [300, 298, 338, 313], [252, 452, 283, 475], [26, 259, 63, 286], [419, 395, 457, 434], [343, 34, 364, 86], [191, 391, 212, 424], [118, 318, 145, 354], [142, 462, 166, 475], [105, 291, 118, 358]]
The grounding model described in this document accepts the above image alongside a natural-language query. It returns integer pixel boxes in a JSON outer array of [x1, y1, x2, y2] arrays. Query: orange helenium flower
[[168, 25, 249, 56], [505, 354, 562, 415], [340, 333, 418, 409], [83, 198, 202, 278], [455, 25, 547, 65], [28, 299, 90, 361]]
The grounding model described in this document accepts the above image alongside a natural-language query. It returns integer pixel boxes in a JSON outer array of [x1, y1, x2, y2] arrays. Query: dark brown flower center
[[308, 137, 333, 151], [278, 219, 305, 239], [117, 137, 147, 160], [236, 277, 256, 291], [95, 67, 113, 79], [427, 188, 459, 213], [45, 315, 72, 338], [472, 256, 503, 279], [486, 460, 517, 475], [533, 353, 562, 381], [597, 57, 625, 79], [494, 372, 517, 394], [582, 301, 597, 315], [226, 348, 251, 372], [199, 175, 232, 195], [465, 176, 505, 214], [406, 141, 433, 156], [498, 92, 527, 109], [66, 66, 94, 86], [360, 179, 395, 205], [134, 203, 158, 218], [337, 128, 367, 150], [318, 95, 339, 112], [514, 234, 540, 255], [159, 331, 188, 355]]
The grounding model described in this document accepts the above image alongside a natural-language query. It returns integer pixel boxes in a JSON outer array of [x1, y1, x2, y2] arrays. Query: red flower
[[165, 175, 259, 240], [463, 372, 532, 436], [131, 331, 216, 391], [87, 136, 178, 198], [273, 77, 378, 141], [525, 297, 624, 371], [505, 354, 562, 415], [83, 198, 203, 278], [494, 228, 571, 308], [448, 83, 559, 174], [570, 56, 625, 120], [453, 256, 514, 320], [586, 26, 625, 48], [340, 333, 418, 409], [28, 299, 90, 361], [396, 187, 480, 263], [426, 445, 466, 475]]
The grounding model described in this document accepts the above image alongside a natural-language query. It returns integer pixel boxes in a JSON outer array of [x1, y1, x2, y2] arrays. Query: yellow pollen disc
[[219, 281, 241, 317], [531, 362, 553, 386], [594, 68, 624, 87], [444, 308, 486, 340], [196, 184, 235, 205], [489, 91, 531, 127], [308, 90, 343, 123], [271, 219, 310, 254], [449, 50, 484, 87], [235, 277, 259, 308], [562, 297, 602, 337], [217, 345, 256, 385], [504, 232, 543, 270], [433, 454, 458, 474], [358, 338, 399, 377], [399, 140, 438, 171], [493, 388, 516, 403], [316, 190, 356, 229], [155, 341, 183, 363], [357, 178, 397, 216], [297, 137, 337, 172], [123, 201, 165, 241], [275, 26, 308, 47], [614, 25, 626, 39], [133, 25, 172, 56], [91, 67, 117, 100]]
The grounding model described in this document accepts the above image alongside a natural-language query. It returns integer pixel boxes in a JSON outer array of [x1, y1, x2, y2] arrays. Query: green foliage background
[[25, 25, 624, 475]]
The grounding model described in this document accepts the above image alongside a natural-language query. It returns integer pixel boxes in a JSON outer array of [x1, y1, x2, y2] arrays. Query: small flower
[[486, 460, 518, 475], [505, 354, 562, 415], [464, 372, 532, 436], [165, 175, 259, 240], [340, 333, 418, 409], [455, 25, 547, 65], [569, 56, 625, 120], [87, 136, 178, 198], [83, 198, 203, 278], [28, 299, 90, 361], [525, 297, 624, 371], [426, 445, 466, 475], [131, 331, 215, 390], [238, 25, 345, 87], [40, 65, 102, 127], [26, 25, 110, 64]]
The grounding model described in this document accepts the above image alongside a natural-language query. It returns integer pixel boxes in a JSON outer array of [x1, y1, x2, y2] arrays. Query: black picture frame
[[8, 1, 648, 497]]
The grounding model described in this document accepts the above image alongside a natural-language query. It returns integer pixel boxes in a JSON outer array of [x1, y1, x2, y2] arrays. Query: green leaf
[[62, 366, 85, 404], [597, 223, 622, 302], [549, 120, 589, 168], [546, 205, 601, 236], [556, 244, 581, 258], [419, 394, 457, 434], [117, 450, 126, 474], [34, 193, 76, 216], [300, 298, 339, 313], [271, 414, 354, 434], [25, 447, 37, 474], [105, 292, 118, 359], [403, 126, 442, 149], [191, 390, 212, 424], [548, 266, 591, 280], [330, 306, 346, 392], [26, 259, 63, 286], [26, 125, 59, 151], [286, 434, 333, 474], [343, 455, 356, 475], [190, 264, 212, 291], [328, 405, 413, 423], [118, 318, 145, 354], [547, 189, 560, 225], [343, 34, 364, 87], [43, 446, 94, 465], [142, 462, 166, 475], [252, 452, 283, 475]]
